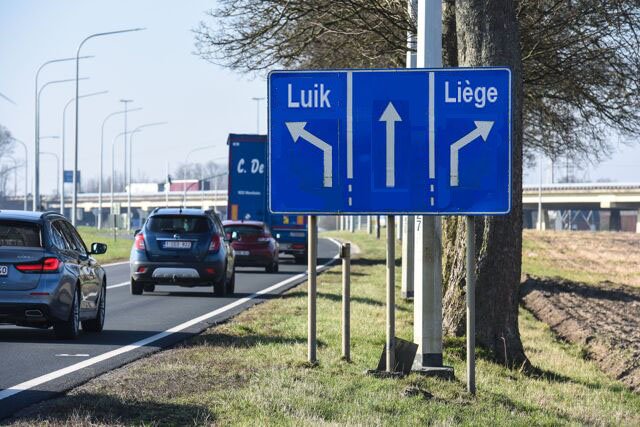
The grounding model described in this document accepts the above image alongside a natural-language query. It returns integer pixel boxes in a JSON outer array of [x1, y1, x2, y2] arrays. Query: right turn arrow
[[450, 121, 494, 187]]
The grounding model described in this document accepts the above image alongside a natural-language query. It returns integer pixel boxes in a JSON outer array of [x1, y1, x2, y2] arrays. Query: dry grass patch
[[523, 230, 640, 286]]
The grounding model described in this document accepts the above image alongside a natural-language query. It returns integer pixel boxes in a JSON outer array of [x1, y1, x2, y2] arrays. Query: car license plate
[[163, 241, 192, 249], [235, 250, 250, 256], [0, 265, 8, 276]]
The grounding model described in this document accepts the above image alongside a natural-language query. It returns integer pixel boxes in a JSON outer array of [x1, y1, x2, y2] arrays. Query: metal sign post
[[466, 216, 476, 394], [386, 215, 396, 372], [341, 242, 351, 361], [308, 215, 318, 363]]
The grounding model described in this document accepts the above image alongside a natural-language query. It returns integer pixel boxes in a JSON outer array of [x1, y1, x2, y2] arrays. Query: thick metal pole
[[308, 215, 318, 363], [399, 0, 415, 263], [386, 215, 396, 372], [341, 242, 351, 361], [376, 216, 381, 239], [466, 216, 476, 394], [413, 0, 446, 372], [367, 216, 373, 234], [402, 216, 415, 299]]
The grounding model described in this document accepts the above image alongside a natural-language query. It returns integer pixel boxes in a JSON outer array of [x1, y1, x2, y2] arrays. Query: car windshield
[[0, 221, 42, 248], [223, 224, 263, 237], [147, 216, 210, 234]]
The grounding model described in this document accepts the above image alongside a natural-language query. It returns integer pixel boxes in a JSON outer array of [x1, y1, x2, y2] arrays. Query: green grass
[[11, 230, 640, 426], [77, 226, 132, 264]]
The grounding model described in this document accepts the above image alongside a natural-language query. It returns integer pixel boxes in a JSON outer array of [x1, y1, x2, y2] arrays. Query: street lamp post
[[61, 91, 108, 216], [72, 27, 145, 226], [34, 56, 92, 211], [10, 138, 29, 210], [35, 77, 88, 211], [127, 121, 167, 231], [2, 155, 18, 196], [252, 97, 265, 134], [0, 92, 17, 105], [120, 100, 133, 229], [110, 131, 131, 227], [98, 107, 141, 229]]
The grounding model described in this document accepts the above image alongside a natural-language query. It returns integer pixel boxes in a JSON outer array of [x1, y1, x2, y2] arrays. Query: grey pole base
[[412, 353, 455, 380], [401, 290, 414, 300]]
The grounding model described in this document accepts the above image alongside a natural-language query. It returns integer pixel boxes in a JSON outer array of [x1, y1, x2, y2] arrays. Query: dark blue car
[[129, 208, 235, 296], [0, 210, 108, 339]]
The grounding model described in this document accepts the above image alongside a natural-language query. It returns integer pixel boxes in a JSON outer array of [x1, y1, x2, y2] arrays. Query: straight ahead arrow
[[379, 102, 402, 187], [286, 122, 333, 187], [450, 121, 494, 187]]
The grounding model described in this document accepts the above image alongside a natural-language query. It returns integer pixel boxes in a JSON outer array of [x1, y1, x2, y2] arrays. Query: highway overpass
[[2, 183, 639, 232]]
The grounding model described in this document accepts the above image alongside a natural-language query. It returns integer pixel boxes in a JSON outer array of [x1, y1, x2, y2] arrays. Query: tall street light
[[34, 55, 92, 210], [72, 27, 146, 226], [40, 151, 60, 196], [62, 91, 108, 216], [35, 77, 88, 211], [127, 121, 168, 230], [10, 137, 28, 210], [119, 99, 133, 211], [110, 130, 132, 225], [98, 106, 141, 229], [252, 97, 265, 134]]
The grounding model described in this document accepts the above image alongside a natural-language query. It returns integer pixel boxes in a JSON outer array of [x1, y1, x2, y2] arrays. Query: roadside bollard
[[341, 242, 351, 361]]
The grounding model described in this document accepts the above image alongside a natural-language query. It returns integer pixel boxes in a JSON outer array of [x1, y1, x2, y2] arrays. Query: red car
[[222, 220, 279, 273]]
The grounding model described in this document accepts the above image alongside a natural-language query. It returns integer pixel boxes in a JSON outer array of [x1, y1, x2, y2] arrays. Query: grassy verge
[[77, 226, 132, 264], [522, 229, 640, 286], [10, 231, 640, 425]]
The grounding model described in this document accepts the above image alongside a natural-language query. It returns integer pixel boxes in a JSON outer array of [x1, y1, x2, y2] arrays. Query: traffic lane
[[0, 238, 339, 419], [0, 261, 135, 388]]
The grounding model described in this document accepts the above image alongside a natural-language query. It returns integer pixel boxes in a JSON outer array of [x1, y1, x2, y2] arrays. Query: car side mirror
[[90, 242, 108, 255]]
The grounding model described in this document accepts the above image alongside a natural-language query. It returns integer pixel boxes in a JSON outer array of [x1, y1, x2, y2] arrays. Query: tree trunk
[[442, 0, 528, 367]]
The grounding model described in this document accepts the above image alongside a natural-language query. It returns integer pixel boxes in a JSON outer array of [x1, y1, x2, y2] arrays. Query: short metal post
[[386, 215, 396, 372], [466, 216, 476, 394], [367, 216, 373, 234], [376, 215, 381, 239], [308, 215, 318, 363], [341, 242, 351, 361], [350, 216, 355, 233]]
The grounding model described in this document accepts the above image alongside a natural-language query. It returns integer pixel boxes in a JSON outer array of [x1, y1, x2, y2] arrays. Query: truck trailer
[[227, 134, 308, 263]]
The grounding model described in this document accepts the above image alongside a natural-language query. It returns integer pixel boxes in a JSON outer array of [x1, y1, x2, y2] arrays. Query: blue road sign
[[269, 68, 511, 215], [63, 170, 80, 184]]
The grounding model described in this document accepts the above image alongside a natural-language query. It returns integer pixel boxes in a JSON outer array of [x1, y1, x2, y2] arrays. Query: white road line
[[55, 354, 89, 357], [0, 241, 340, 401], [102, 261, 130, 268], [107, 282, 129, 290]]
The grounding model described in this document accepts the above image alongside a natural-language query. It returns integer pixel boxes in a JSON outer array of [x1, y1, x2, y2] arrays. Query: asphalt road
[[0, 238, 340, 419]]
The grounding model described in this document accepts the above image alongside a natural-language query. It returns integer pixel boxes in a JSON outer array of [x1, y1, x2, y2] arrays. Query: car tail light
[[16, 257, 62, 274], [258, 233, 271, 242], [209, 234, 221, 253], [292, 244, 306, 250], [134, 233, 146, 250], [205, 267, 216, 275]]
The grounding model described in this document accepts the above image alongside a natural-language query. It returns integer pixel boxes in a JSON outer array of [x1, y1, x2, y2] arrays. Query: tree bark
[[442, 0, 528, 367]]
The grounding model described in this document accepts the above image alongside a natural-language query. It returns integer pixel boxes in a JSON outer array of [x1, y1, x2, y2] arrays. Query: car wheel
[[130, 278, 143, 295], [273, 261, 279, 273], [213, 279, 226, 297], [54, 287, 80, 339], [294, 255, 306, 265], [143, 284, 155, 293], [226, 270, 235, 295], [82, 284, 106, 333]]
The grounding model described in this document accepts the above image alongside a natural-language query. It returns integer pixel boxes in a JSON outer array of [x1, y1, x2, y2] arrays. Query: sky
[[0, 0, 266, 195], [0, 0, 638, 196]]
